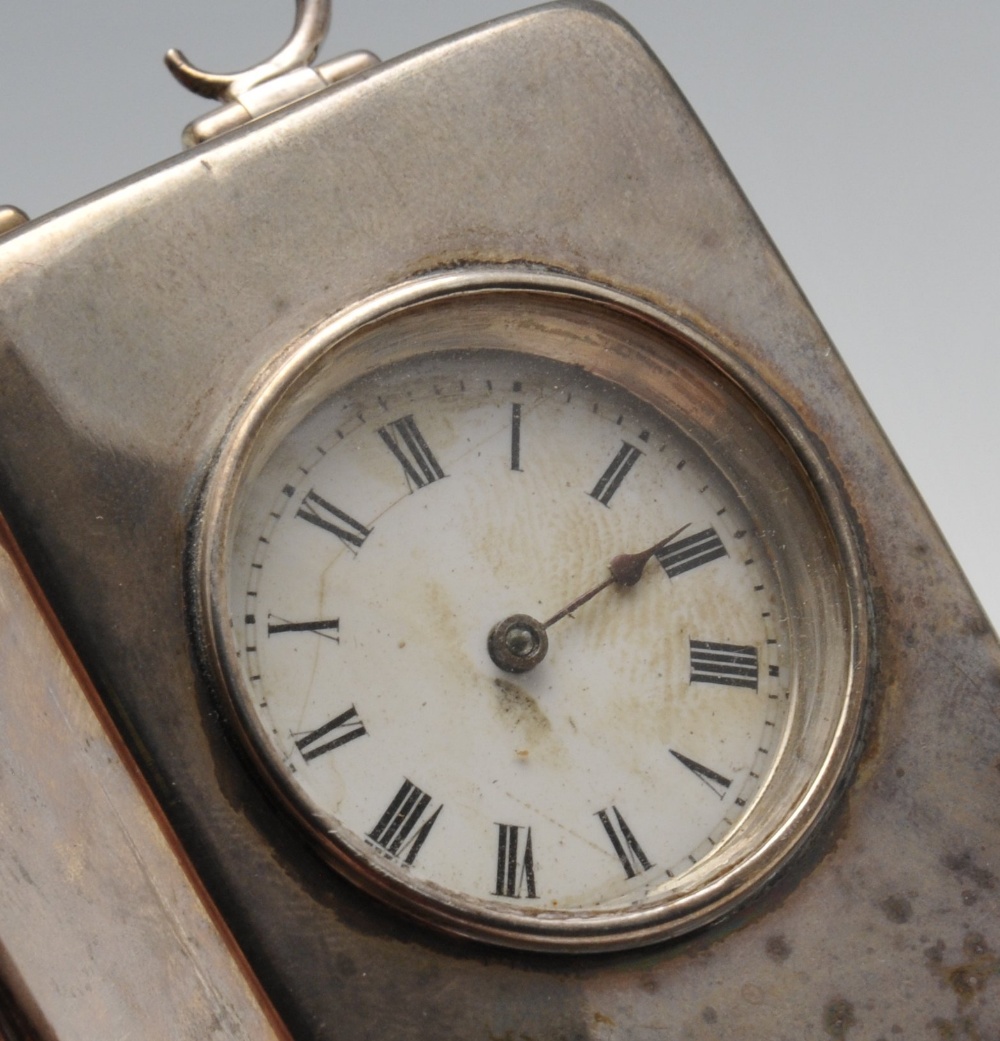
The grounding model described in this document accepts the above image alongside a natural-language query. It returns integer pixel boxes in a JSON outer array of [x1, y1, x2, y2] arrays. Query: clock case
[[0, 3, 997, 1038]]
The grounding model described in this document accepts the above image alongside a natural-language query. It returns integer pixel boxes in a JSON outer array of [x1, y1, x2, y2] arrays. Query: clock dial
[[201, 275, 866, 950]]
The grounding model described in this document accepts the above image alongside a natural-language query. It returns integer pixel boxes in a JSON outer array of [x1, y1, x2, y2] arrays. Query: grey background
[[1, 1, 997, 628]]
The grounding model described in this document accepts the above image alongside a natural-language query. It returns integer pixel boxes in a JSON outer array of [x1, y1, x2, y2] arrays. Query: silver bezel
[[194, 266, 870, 951]]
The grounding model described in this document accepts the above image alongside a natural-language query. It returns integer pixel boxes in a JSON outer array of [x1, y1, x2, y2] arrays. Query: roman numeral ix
[[377, 415, 446, 490], [689, 640, 759, 689], [367, 780, 442, 866]]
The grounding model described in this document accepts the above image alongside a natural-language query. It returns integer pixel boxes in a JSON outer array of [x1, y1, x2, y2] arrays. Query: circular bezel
[[194, 267, 870, 951]]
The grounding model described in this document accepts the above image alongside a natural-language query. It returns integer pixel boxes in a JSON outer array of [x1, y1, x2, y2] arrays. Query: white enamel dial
[[202, 277, 865, 951]]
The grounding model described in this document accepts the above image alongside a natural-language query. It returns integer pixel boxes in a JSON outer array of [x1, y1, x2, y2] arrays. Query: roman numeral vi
[[494, 824, 537, 899]]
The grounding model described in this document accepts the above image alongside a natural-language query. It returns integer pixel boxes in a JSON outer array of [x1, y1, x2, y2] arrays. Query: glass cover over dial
[[201, 277, 865, 951]]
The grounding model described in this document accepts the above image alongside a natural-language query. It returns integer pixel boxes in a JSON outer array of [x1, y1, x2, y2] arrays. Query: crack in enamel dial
[[201, 277, 866, 951]]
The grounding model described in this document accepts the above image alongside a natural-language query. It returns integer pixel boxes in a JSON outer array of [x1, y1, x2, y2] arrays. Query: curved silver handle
[[165, 0, 332, 101]]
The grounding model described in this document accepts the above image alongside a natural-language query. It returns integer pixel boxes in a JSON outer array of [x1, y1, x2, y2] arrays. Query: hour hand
[[487, 524, 690, 674]]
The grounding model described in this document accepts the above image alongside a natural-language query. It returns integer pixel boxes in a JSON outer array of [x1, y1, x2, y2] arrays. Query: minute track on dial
[[237, 351, 783, 909]]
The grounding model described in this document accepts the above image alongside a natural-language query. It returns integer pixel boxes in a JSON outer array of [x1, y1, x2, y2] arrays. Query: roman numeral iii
[[494, 824, 537, 899], [377, 415, 446, 490], [689, 640, 759, 689], [655, 526, 728, 578]]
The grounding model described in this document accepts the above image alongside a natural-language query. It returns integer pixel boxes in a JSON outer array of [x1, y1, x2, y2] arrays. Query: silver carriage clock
[[0, 2, 997, 1038]]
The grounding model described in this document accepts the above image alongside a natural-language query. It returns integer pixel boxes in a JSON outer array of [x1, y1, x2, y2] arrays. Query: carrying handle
[[165, 0, 332, 101]]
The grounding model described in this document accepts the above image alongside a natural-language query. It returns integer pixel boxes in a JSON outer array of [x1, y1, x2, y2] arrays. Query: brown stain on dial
[[492, 677, 552, 737]]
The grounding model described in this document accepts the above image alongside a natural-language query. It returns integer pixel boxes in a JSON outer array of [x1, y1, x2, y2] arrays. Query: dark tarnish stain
[[593, 1011, 614, 1026], [335, 952, 358, 979], [701, 1006, 718, 1024], [923, 933, 1000, 1007], [880, 894, 913, 924], [964, 614, 992, 637], [765, 934, 792, 962], [932, 1014, 987, 1040], [943, 851, 997, 891], [823, 997, 856, 1039], [492, 677, 551, 733]]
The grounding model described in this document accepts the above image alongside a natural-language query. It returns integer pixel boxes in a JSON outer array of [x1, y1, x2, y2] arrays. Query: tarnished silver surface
[[0, 522, 290, 1040], [0, 2, 997, 1037], [167, 0, 377, 150], [180, 51, 380, 149]]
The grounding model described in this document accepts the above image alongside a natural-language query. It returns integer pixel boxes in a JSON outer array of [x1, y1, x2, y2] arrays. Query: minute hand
[[541, 523, 691, 630]]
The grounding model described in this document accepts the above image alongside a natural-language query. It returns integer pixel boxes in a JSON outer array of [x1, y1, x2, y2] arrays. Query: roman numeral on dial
[[295, 705, 366, 761], [669, 750, 732, 799], [267, 616, 340, 640], [596, 806, 653, 879], [367, 780, 442, 865], [377, 415, 446, 490], [590, 441, 642, 505], [689, 640, 759, 689], [296, 490, 372, 550], [494, 824, 537, 899], [655, 526, 728, 577], [510, 402, 523, 472]]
